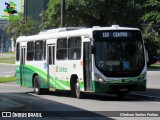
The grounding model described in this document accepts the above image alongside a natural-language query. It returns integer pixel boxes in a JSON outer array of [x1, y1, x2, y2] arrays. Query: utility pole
[[61, 0, 65, 27], [39, 9, 44, 30]]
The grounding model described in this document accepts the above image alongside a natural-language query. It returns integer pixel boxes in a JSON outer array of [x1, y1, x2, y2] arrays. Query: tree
[[140, 0, 160, 64], [4, 13, 41, 40], [141, 0, 160, 26], [43, 0, 61, 29], [44, 0, 141, 28]]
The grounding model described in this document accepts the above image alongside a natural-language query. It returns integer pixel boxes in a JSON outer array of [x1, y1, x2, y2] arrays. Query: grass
[[0, 76, 16, 83], [0, 57, 15, 64], [148, 62, 160, 69], [1, 52, 15, 54]]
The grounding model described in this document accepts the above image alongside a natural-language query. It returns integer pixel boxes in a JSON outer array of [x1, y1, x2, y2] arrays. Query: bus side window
[[68, 37, 81, 60], [27, 42, 34, 61], [57, 38, 67, 60], [43, 40, 46, 60], [35, 41, 43, 61]]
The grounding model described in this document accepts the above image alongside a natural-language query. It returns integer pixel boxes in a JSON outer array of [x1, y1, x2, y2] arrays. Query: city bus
[[16, 25, 147, 99]]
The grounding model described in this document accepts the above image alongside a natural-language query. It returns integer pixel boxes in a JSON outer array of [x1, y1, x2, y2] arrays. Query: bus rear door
[[83, 42, 92, 91], [47, 44, 56, 89], [20, 46, 26, 86]]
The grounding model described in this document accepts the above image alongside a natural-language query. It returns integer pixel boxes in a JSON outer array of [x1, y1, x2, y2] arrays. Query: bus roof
[[16, 25, 140, 42]]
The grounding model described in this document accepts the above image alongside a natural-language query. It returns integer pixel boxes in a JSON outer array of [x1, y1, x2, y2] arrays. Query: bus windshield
[[93, 30, 145, 77]]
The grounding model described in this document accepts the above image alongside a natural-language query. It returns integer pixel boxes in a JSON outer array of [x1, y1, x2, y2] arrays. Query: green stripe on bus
[[16, 65, 84, 90]]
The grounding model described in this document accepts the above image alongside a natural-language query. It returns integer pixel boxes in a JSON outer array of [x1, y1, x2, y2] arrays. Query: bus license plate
[[119, 88, 128, 92]]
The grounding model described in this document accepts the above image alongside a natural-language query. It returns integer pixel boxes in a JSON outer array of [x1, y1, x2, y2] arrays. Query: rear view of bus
[[91, 25, 147, 98]]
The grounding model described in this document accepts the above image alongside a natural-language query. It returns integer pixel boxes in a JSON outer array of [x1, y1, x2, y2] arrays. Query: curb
[[0, 63, 15, 66]]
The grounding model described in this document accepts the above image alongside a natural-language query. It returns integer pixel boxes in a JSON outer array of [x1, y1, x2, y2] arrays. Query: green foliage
[[4, 13, 41, 39], [148, 63, 160, 69], [144, 35, 160, 65], [142, 0, 160, 24], [140, 0, 160, 64], [43, 0, 61, 29], [3, 0, 160, 65], [44, 0, 141, 28], [141, 0, 160, 35]]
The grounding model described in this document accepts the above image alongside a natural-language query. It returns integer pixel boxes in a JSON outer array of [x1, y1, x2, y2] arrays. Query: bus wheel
[[116, 92, 125, 99], [34, 76, 41, 95], [75, 82, 83, 99]]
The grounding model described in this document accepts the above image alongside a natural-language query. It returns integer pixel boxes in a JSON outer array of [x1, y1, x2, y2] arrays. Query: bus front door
[[83, 42, 92, 91], [47, 45, 56, 89], [20, 47, 26, 86]]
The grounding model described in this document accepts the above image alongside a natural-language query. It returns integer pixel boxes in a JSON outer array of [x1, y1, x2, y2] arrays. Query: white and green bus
[[16, 25, 147, 99]]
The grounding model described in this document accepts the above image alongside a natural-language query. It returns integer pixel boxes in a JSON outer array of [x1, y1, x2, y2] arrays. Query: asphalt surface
[[0, 63, 15, 77], [0, 53, 15, 77], [0, 71, 160, 112], [130, 70, 160, 100], [0, 81, 160, 120]]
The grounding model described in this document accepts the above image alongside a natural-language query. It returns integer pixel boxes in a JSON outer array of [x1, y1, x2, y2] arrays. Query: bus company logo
[[56, 66, 67, 72], [1, 1, 18, 20]]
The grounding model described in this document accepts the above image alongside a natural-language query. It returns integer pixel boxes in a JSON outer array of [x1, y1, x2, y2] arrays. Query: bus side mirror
[[91, 45, 96, 54]]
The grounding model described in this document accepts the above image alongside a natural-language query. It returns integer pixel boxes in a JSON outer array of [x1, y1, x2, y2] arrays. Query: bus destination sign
[[102, 32, 130, 38]]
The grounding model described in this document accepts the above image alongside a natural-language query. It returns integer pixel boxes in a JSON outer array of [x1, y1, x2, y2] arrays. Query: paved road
[[0, 64, 15, 77], [130, 71, 160, 99], [147, 71, 160, 89], [0, 82, 160, 120], [0, 80, 160, 120], [0, 64, 160, 119], [0, 53, 15, 77]]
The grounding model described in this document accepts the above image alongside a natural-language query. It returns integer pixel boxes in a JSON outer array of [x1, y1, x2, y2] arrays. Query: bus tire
[[75, 81, 84, 99], [33, 76, 41, 95], [70, 75, 83, 99]]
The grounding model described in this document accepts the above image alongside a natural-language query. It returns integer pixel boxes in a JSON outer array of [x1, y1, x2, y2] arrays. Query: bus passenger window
[[43, 40, 46, 60], [49, 46, 52, 64], [35, 41, 44, 61], [57, 38, 67, 60], [68, 37, 81, 60], [27, 42, 34, 61]]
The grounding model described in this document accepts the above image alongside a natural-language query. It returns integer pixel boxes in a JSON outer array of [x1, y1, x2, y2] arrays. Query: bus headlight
[[95, 73, 105, 83]]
